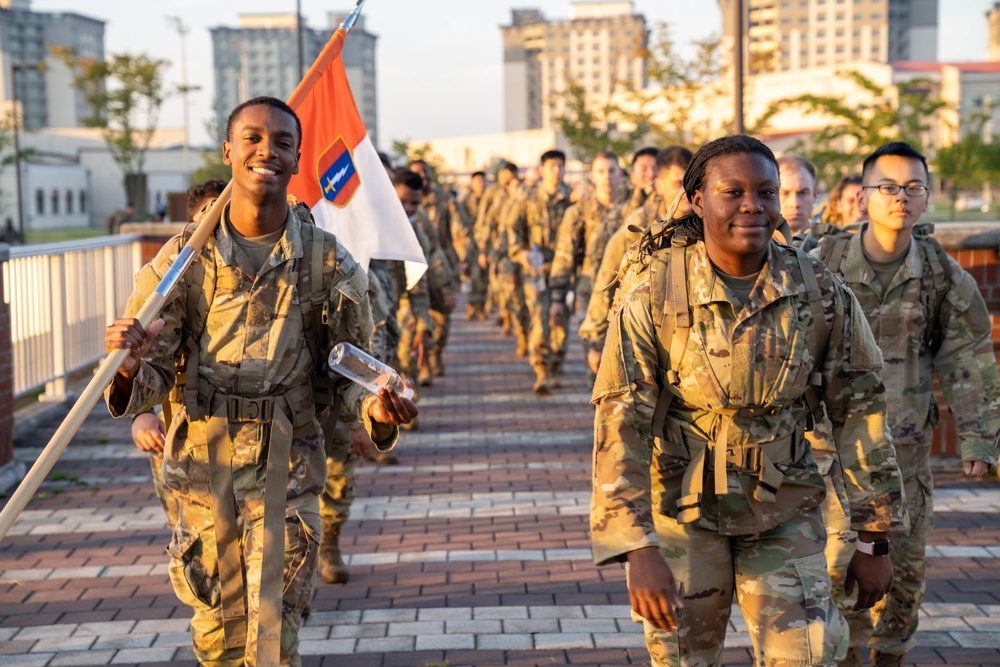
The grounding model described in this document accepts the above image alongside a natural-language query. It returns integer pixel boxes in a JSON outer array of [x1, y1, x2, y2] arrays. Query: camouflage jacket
[[579, 194, 663, 352], [548, 194, 618, 301], [403, 212, 444, 332], [105, 206, 397, 520], [506, 182, 573, 275], [460, 190, 483, 229], [814, 228, 1000, 471], [423, 186, 474, 264], [473, 183, 506, 255], [591, 238, 906, 563]]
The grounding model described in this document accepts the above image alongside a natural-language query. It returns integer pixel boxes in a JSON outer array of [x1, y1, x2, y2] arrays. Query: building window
[[65, 190, 73, 214], [35, 189, 44, 215], [79, 190, 86, 213], [51, 190, 59, 214]]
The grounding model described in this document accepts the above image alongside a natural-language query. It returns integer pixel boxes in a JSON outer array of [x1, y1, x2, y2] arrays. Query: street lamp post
[[10, 63, 27, 243], [296, 0, 304, 83], [167, 16, 191, 177], [734, 0, 745, 135]]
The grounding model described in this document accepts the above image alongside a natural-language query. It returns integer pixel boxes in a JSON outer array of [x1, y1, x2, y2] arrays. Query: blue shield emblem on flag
[[317, 137, 361, 208]]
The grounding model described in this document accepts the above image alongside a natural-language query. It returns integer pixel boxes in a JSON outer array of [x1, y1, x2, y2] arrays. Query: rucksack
[[166, 203, 344, 438], [815, 222, 952, 355]]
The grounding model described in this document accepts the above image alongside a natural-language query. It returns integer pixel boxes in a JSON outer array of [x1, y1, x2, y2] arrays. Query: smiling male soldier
[[105, 96, 416, 667]]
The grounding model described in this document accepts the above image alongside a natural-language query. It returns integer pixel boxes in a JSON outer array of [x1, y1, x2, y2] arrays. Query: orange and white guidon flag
[[289, 48, 426, 288]]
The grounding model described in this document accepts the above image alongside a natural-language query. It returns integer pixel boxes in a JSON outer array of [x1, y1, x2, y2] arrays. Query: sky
[[27, 0, 996, 149]]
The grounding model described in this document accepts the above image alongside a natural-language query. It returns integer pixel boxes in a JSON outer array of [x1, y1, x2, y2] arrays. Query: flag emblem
[[317, 137, 361, 208]]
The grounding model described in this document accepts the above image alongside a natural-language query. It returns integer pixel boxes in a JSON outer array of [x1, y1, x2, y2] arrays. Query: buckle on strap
[[227, 396, 274, 423]]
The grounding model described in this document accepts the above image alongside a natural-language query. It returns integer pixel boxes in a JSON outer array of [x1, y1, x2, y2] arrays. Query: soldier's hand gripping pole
[[0, 182, 233, 541]]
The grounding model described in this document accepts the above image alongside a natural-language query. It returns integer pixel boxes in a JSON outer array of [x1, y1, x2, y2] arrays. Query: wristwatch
[[856, 539, 890, 557]]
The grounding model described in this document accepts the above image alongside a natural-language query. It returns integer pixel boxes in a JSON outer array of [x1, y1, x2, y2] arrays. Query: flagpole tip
[[341, 0, 368, 33]]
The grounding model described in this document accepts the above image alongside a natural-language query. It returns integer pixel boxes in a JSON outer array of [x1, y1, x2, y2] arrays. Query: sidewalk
[[2, 309, 1000, 666]]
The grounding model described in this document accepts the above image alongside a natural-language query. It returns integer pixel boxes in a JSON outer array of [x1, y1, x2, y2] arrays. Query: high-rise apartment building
[[501, 2, 648, 132], [0, 0, 105, 129], [719, 0, 939, 74], [989, 2, 1000, 61], [211, 11, 379, 147]]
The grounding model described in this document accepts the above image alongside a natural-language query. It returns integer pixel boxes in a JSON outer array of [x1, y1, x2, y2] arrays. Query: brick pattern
[[3, 302, 1000, 666]]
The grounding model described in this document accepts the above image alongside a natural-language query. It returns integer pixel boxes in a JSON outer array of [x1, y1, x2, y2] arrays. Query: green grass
[[23, 227, 105, 244]]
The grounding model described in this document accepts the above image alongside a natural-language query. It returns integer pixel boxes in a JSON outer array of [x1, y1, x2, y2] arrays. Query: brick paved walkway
[[2, 308, 1000, 666]]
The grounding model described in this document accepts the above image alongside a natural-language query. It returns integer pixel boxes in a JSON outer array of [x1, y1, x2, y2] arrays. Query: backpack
[[815, 222, 952, 355], [166, 203, 343, 440]]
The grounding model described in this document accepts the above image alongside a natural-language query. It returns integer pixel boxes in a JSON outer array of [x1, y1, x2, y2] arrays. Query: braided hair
[[644, 135, 778, 250]]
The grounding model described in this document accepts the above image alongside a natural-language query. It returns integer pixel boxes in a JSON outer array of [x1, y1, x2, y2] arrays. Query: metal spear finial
[[340, 0, 368, 33]]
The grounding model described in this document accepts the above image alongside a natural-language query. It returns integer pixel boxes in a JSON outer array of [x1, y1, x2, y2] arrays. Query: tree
[[755, 70, 947, 190], [933, 114, 1000, 219], [550, 78, 650, 165], [52, 47, 171, 216], [634, 23, 730, 149], [190, 110, 230, 185]]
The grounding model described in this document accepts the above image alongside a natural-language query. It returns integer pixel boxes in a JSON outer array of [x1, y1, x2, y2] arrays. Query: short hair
[[683, 135, 778, 199], [186, 178, 227, 221], [471, 171, 486, 180], [777, 154, 817, 184], [226, 96, 302, 149], [377, 151, 393, 170], [591, 149, 620, 169], [540, 149, 566, 166], [656, 146, 694, 173], [862, 141, 929, 182], [632, 146, 659, 165], [393, 168, 424, 191], [499, 161, 519, 176]]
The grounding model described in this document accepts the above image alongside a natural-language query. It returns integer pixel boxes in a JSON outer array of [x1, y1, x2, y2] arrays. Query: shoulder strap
[[178, 223, 216, 418], [297, 221, 332, 370], [792, 246, 829, 431], [915, 233, 953, 355], [649, 231, 692, 438]]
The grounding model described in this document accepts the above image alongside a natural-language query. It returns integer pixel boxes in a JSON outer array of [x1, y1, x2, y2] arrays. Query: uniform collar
[[688, 240, 804, 312], [216, 203, 302, 269], [844, 224, 921, 293]]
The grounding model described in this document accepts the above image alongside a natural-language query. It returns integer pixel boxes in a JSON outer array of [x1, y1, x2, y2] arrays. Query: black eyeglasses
[[862, 184, 930, 196]]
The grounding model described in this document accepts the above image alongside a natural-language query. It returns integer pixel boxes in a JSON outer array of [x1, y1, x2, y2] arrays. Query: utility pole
[[296, 0, 305, 82], [167, 16, 191, 177], [734, 0, 745, 134], [10, 63, 26, 243]]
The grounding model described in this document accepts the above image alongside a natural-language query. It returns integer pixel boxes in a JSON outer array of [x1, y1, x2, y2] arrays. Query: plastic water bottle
[[328, 342, 414, 399], [527, 244, 546, 291]]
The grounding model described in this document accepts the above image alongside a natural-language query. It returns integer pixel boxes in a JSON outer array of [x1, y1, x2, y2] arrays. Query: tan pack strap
[[676, 443, 706, 524], [206, 402, 248, 650], [199, 384, 315, 430], [775, 217, 793, 246], [793, 247, 828, 429], [667, 237, 690, 328], [712, 418, 730, 499], [255, 407, 293, 667]]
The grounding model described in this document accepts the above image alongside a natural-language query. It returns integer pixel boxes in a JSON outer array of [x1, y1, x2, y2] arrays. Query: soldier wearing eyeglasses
[[814, 142, 1000, 667]]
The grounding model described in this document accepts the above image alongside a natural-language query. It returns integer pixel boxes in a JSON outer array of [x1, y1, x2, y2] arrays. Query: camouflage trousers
[[636, 506, 847, 666], [431, 307, 450, 356], [148, 451, 180, 531], [524, 282, 566, 372], [816, 451, 873, 653], [166, 493, 320, 667], [396, 302, 421, 379], [320, 423, 356, 535], [468, 261, 488, 309], [496, 259, 528, 339]]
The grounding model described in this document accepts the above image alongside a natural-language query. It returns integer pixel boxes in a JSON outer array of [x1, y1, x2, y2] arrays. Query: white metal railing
[[2, 235, 143, 400]]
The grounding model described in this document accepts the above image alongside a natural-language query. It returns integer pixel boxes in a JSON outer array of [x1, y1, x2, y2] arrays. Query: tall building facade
[[0, 0, 105, 129], [211, 11, 379, 147], [989, 2, 1000, 62], [501, 2, 648, 132], [719, 0, 939, 74]]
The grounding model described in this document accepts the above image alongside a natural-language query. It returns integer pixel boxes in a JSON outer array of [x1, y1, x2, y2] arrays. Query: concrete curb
[[0, 459, 27, 496]]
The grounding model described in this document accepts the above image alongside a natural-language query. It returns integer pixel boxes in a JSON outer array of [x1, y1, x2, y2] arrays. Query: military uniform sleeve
[[506, 197, 531, 270], [406, 224, 436, 336], [934, 260, 1000, 466], [590, 276, 661, 565], [328, 242, 399, 451], [447, 196, 474, 262], [104, 236, 187, 417], [473, 189, 496, 254], [579, 228, 631, 352], [548, 205, 583, 302], [819, 272, 907, 533]]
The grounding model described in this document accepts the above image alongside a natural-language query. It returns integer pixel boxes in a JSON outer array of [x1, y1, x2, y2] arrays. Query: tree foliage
[[933, 113, 1000, 219], [51, 47, 171, 210], [550, 77, 651, 165], [755, 70, 946, 190]]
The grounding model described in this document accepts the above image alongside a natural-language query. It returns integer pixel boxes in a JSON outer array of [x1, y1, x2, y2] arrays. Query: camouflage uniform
[[474, 182, 507, 315], [476, 189, 528, 345], [506, 182, 573, 384], [421, 187, 472, 369], [548, 193, 618, 320], [397, 212, 444, 381], [815, 228, 1000, 657], [579, 194, 663, 358], [106, 207, 397, 667], [592, 234, 907, 666], [460, 189, 488, 313]]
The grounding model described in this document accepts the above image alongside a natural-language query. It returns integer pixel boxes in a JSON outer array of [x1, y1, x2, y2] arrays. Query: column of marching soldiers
[[120, 106, 999, 667]]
